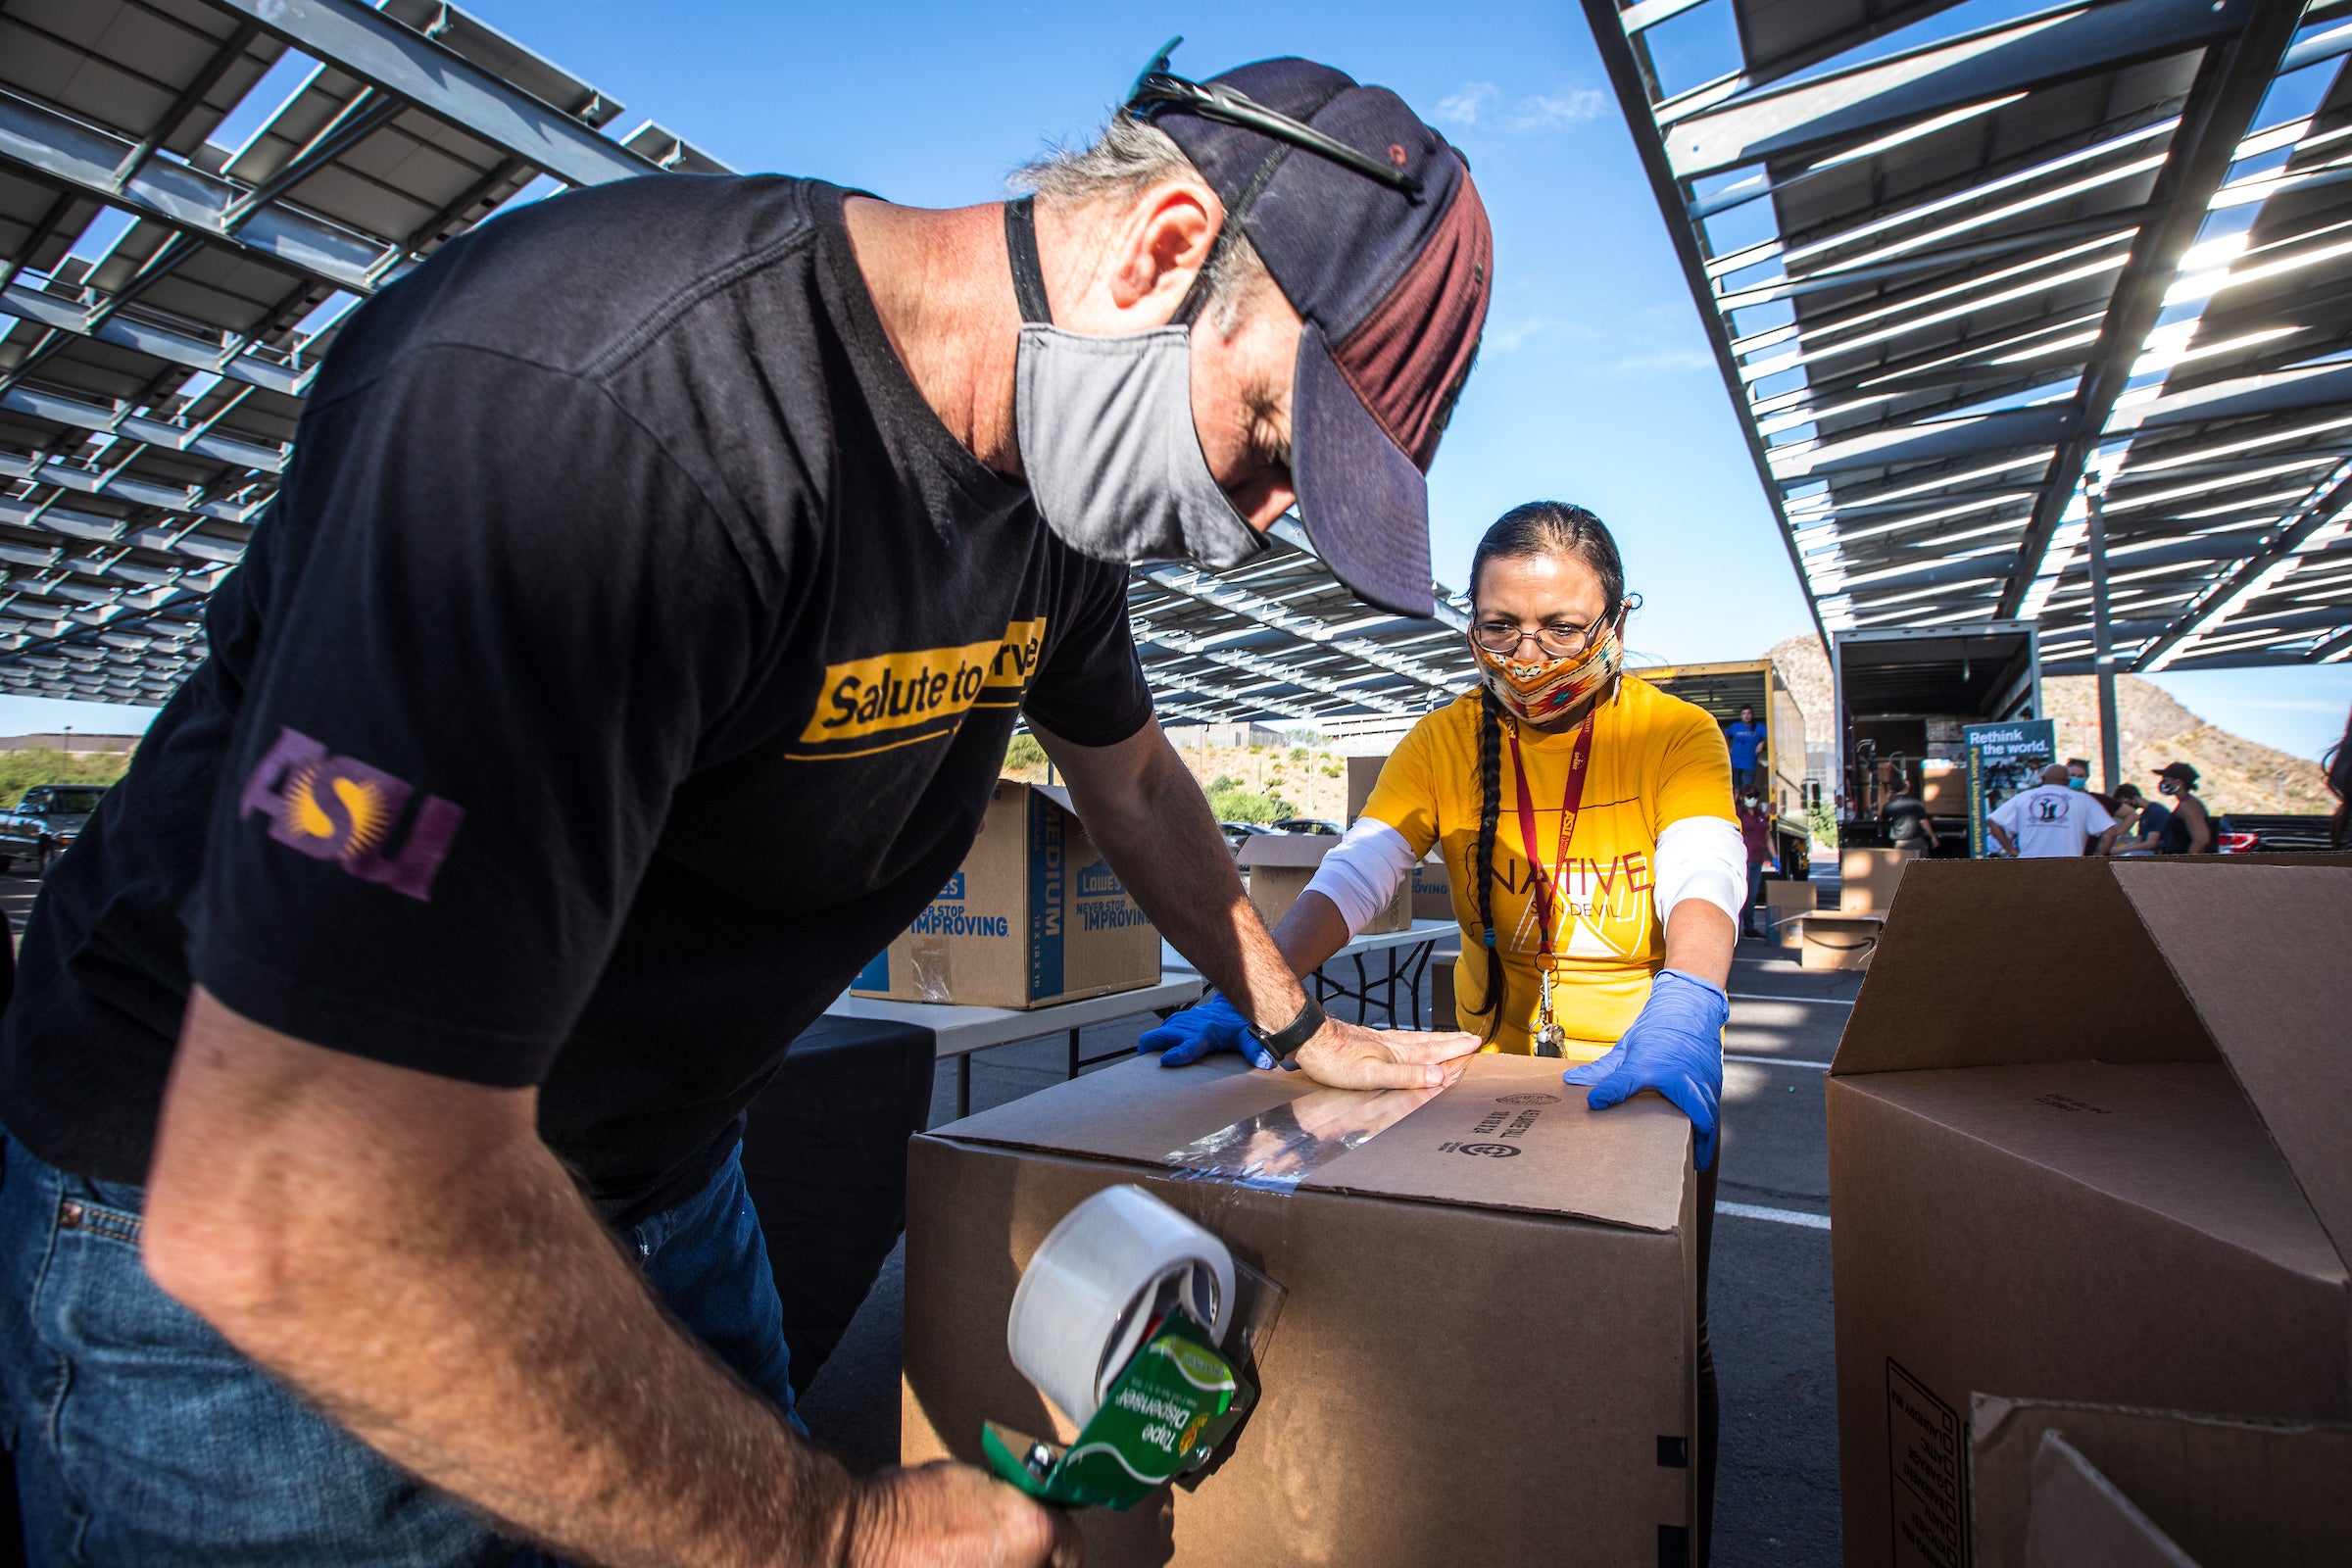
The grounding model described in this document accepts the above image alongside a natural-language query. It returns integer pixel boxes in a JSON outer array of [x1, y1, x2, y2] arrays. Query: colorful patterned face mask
[[1471, 611, 1625, 726]]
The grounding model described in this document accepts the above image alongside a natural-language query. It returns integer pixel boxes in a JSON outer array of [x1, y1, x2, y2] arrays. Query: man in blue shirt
[[1726, 704, 1767, 793]]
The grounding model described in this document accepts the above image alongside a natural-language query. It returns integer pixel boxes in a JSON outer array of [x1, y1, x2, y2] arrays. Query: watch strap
[[1250, 994, 1326, 1061]]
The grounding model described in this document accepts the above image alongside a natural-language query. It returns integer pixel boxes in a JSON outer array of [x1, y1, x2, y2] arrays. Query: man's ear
[[1109, 181, 1220, 314]]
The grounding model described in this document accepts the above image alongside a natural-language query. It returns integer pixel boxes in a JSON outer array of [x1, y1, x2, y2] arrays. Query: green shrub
[[1288, 747, 1307, 762], [1807, 800, 1836, 849], [1207, 786, 1287, 822], [0, 748, 129, 808], [1207, 774, 1237, 793], [1004, 734, 1048, 772]]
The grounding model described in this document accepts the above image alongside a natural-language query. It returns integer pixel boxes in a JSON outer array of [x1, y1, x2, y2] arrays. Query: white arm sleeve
[[1298, 818, 1421, 935], [1654, 816, 1745, 929]]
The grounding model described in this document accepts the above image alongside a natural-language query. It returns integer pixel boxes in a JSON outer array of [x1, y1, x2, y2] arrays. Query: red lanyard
[[1505, 717, 1594, 959]]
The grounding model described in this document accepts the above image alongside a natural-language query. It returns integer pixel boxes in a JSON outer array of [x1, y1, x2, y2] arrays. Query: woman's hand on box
[[1562, 969, 1727, 1169], [1137, 992, 1274, 1069]]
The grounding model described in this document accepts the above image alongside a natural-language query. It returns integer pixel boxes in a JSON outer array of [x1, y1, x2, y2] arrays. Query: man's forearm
[[1070, 739, 1308, 1031], [146, 994, 854, 1568], [1662, 899, 1735, 990]]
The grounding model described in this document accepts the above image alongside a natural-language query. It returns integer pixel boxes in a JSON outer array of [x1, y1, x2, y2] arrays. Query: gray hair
[[1012, 115, 1271, 335]]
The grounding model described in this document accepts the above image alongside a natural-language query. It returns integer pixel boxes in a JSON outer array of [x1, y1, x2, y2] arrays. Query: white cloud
[[1434, 82, 1500, 127], [1510, 88, 1607, 131], [1433, 81, 1607, 135]]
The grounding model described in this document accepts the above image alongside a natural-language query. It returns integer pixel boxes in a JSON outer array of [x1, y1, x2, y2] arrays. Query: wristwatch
[[1249, 994, 1327, 1067]]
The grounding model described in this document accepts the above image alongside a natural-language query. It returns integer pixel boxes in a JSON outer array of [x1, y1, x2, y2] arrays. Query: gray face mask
[[1004, 198, 1269, 571]]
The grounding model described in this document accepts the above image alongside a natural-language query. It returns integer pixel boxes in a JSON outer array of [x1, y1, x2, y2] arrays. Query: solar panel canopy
[[1590, 0, 2352, 678], [0, 0, 1470, 726]]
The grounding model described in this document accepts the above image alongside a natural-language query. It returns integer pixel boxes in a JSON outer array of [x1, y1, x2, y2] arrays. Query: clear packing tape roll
[[1007, 1184, 1235, 1427]]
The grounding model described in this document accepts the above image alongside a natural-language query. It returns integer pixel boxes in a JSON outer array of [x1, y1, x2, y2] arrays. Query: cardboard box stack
[[1759, 876, 1816, 947], [1827, 858, 2352, 1568], [903, 1054, 1700, 1566], [1238, 833, 1409, 935], [852, 781, 1159, 1009]]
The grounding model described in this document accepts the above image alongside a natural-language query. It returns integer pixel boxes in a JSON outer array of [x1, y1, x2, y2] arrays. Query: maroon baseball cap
[[1134, 52, 1493, 618]]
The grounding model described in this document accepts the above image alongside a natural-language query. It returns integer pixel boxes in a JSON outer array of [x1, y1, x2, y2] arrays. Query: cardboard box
[[1799, 912, 1882, 970], [1918, 759, 1964, 812], [1238, 833, 1408, 935], [1838, 845, 1911, 914], [852, 781, 1159, 1009], [1761, 877, 1816, 946], [1827, 859, 2352, 1568], [903, 1054, 1699, 1566], [1971, 1397, 2352, 1568], [2016, 1431, 2195, 1568], [1411, 851, 1454, 921], [1345, 754, 1388, 824]]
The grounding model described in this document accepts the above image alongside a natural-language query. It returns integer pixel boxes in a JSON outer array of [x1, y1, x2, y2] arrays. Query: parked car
[[1217, 821, 1276, 853], [1269, 817, 1341, 836], [0, 783, 108, 874], [2212, 812, 2337, 854]]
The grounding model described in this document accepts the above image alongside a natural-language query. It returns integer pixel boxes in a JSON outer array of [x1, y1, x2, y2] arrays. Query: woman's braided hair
[[1461, 502, 1626, 1044]]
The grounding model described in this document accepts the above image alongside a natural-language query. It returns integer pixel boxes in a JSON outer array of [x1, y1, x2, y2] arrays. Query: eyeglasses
[[1471, 606, 1615, 660], [1126, 37, 1426, 199]]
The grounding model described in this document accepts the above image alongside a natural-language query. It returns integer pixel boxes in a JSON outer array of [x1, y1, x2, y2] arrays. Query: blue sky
[[9, 0, 2347, 762]]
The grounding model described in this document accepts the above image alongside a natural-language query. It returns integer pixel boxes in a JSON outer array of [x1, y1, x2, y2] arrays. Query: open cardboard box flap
[[1832, 858, 2352, 1273], [1234, 833, 1336, 870], [934, 1053, 1690, 1233]]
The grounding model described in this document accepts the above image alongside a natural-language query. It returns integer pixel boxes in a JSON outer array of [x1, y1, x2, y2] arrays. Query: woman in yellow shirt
[[1143, 501, 1740, 1558]]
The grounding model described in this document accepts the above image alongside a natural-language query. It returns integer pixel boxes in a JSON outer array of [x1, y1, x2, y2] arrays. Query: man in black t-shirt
[[0, 54, 1492, 1568]]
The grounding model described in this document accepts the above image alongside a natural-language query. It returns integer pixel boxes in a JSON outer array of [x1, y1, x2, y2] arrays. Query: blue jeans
[[0, 1135, 798, 1565]]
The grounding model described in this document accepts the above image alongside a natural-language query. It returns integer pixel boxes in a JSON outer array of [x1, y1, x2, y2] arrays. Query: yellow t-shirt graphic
[[1360, 677, 1735, 1058]]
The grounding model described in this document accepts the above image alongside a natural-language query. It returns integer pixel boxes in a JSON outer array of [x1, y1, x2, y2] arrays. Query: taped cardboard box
[[1970, 1396, 2352, 1568], [1838, 846, 1910, 914], [852, 781, 1159, 1009], [904, 1054, 1698, 1567], [1799, 912, 1881, 971], [1345, 754, 1388, 824], [1238, 832, 1409, 935], [1412, 851, 1454, 921], [1826, 858, 2352, 1568], [1761, 877, 1816, 949]]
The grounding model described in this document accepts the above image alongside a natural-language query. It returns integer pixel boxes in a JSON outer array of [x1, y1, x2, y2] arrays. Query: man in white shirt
[[1989, 763, 2120, 858]]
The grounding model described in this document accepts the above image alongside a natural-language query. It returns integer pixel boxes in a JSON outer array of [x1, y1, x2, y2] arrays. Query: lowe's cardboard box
[[852, 781, 1158, 1009], [904, 1054, 1700, 1566], [1969, 1397, 2352, 1568], [1827, 858, 2352, 1568], [1238, 833, 1410, 934]]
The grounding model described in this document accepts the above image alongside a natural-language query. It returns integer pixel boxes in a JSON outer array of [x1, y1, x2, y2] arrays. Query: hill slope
[[1764, 634, 2336, 814]]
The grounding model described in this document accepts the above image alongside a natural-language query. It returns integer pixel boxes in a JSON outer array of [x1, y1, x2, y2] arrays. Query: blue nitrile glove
[[1561, 969, 1727, 1170], [1136, 992, 1274, 1069]]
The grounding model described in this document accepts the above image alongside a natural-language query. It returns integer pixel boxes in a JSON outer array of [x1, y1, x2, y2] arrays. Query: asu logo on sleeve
[[237, 727, 465, 902], [792, 616, 1047, 760]]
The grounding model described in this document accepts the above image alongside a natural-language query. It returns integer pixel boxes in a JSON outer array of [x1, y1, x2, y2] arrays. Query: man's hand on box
[[846, 1461, 1082, 1568], [1294, 1016, 1479, 1091], [1561, 969, 1727, 1170], [1137, 993, 1273, 1070]]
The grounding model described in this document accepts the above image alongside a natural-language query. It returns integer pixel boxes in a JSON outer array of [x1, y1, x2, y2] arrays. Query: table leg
[[1068, 1027, 1083, 1080], [956, 1054, 971, 1120]]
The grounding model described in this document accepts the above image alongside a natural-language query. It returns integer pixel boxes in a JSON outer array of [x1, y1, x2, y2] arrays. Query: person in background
[[1883, 768, 1938, 858], [1141, 501, 1739, 1564], [2065, 757, 2115, 811], [1737, 787, 1776, 939], [1989, 763, 2119, 858], [1725, 704, 1766, 795], [2150, 761, 2215, 854]]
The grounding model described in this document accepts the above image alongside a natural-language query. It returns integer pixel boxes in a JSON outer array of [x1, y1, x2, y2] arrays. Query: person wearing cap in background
[[1988, 762, 2121, 858], [0, 47, 1489, 1567], [2137, 761, 2217, 854]]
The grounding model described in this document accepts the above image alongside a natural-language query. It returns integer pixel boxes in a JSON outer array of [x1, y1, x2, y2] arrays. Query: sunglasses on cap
[[1126, 36, 1426, 199]]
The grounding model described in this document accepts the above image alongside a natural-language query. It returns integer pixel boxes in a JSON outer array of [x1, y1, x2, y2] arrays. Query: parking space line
[[1717, 1200, 1831, 1230], [1725, 1053, 1835, 1070]]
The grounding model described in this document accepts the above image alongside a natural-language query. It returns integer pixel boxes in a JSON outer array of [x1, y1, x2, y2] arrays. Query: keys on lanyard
[[1505, 717, 1594, 1059]]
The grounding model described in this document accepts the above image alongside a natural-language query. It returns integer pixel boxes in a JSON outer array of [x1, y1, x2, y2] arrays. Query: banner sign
[[1964, 719, 2056, 858]]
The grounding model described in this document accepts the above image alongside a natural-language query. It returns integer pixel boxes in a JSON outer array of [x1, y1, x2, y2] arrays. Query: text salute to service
[[0, 48, 1490, 1568]]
